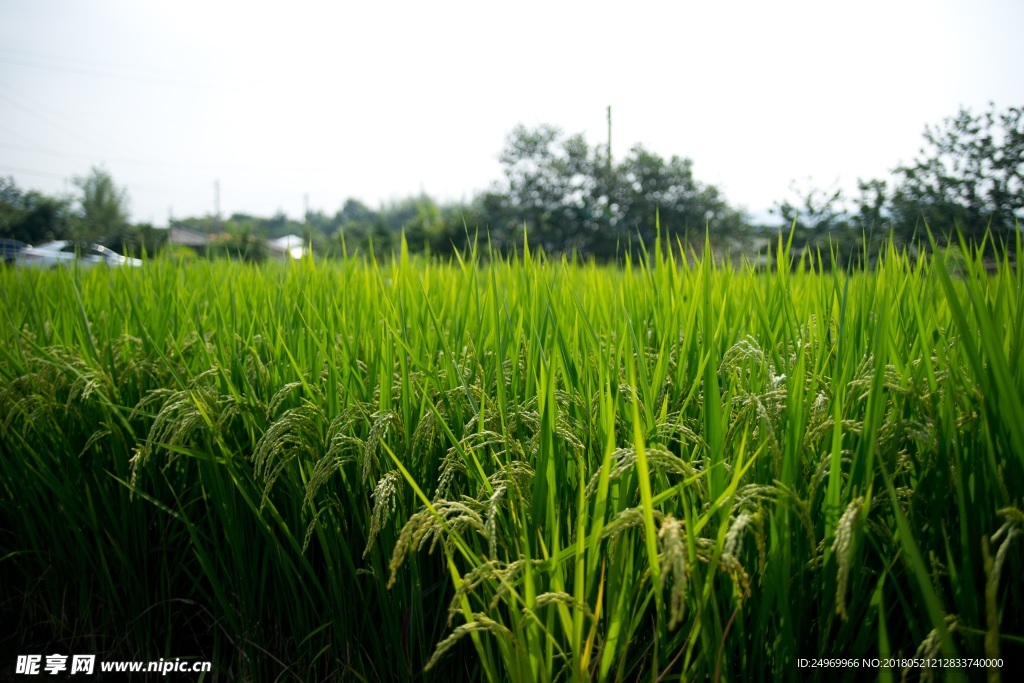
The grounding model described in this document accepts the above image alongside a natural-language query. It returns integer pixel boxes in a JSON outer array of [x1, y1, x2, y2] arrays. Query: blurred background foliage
[[2, 103, 1021, 265]]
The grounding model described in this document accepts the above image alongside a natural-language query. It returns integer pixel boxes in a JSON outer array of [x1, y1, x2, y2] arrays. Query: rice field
[[1, 235, 1022, 681]]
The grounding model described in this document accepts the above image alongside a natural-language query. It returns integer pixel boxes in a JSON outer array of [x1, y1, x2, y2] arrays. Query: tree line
[[3, 103, 1021, 264]]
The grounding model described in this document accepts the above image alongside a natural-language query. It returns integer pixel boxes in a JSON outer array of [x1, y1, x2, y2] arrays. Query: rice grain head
[[424, 613, 513, 672], [832, 496, 865, 621], [659, 515, 688, 629]]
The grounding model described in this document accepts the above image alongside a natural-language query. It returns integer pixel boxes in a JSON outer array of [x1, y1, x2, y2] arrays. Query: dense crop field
[[1, 236, 1022, 681]]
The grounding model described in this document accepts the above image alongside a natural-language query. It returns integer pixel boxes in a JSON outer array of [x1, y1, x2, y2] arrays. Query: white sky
[[1, 0, 1021, 226]]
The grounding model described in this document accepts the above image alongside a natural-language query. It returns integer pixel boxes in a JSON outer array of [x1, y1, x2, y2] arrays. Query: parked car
[[1, 238, 28, 265], [16, 241, 143, 269]]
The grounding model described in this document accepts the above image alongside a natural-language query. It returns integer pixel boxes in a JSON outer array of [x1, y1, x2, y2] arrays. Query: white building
[[267, 234, 309, 260]]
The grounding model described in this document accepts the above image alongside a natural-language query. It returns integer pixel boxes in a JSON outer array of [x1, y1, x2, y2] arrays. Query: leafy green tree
[[771, 181, 864, 267], [1, 176, 73, 244], [617, 145, 743, 255], [487, 124, 744, 259], [772, 181, 846, 243], [492, 124, 600, 255], [304, 209, 338, 236], [336, 198, 377, 226], [264, 210, 306, 239], [850, 179, 888, 232], [333, 199, 380, 255], [846, 178, 892, 257], [890, 103, 1023, 243], [209, 222, 266, 262], [402, 196, 442, 253], [73, 166, 131, 244], [169, 215, 220, 234], [120, 223, 168, 258]]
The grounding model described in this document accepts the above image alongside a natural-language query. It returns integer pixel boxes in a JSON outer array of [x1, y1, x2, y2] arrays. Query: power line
[[0, 140, 235, 172], [0, 46, 209, 82], [0, 122, 42, 147], [0, 55, 257, 92], [0, 132, 338, 173], [0, 159, 213, 196], [0, 114, 254, 174], [0, 140, 142, 166], [0, 164, 66, 180], [0, 89, 118, 148], [0, 81, 340, 174], [0, 79, 123, 147]]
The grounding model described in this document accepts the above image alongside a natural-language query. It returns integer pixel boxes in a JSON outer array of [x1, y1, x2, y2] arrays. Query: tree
[[0, 176, 73, 244], [618, 145, 743, 255], [848, 179, 890, 256], [489, 124, 606, 255], [487, 124, 743, 259], [850, 179, 888, 233], [304, 209, 337, 236], [772, 181, 847, 246], [120, 222, 168, 258], [401, 196, 442, 253], [336, 198, 377, 226], [332, 199, 380, 255], [73, 166, 130, 244], [890, 103, 1023, 243], [771, 181, 866, 267], [209, 221, 266, 262]]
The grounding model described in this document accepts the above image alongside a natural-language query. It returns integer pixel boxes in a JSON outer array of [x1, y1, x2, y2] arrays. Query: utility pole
[[604, 105, 615, 235], [214, 180, 220, 220], [304, 193, 309, 225], [607, 105, 612, 179]]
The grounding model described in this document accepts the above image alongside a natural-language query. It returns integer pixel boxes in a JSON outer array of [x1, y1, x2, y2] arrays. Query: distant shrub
[[208, 231, 266, 262]]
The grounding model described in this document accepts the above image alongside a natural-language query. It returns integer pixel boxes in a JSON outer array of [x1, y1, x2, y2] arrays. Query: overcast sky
[[1, 0, 1021, 227]]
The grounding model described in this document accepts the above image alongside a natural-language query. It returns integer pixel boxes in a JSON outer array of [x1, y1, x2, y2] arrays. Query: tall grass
[[1, 234, 1021, 681]]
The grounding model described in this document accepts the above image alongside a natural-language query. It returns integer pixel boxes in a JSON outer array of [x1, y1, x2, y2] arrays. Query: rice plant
[[1, 232, 1021, 681]]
